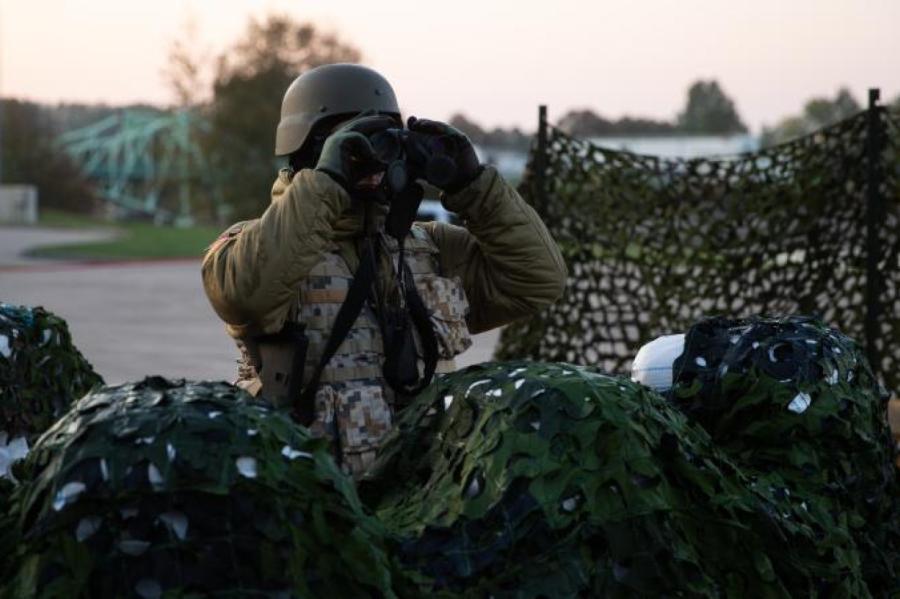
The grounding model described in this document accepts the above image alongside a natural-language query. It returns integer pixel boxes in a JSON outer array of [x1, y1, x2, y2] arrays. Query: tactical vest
[[235, 224, 472, 476]]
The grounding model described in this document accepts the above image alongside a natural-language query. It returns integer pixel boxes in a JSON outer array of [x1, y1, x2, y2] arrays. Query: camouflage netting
[[0, 303, 103, 441], [497, 108, 900, 393], [361, 361, 881, 598], [1, 378, 397, 599], [0, 306, 897, 596], [670, 315, 900, 592]]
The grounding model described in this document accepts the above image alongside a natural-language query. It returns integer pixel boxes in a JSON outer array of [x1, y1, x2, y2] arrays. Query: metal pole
[[865, 88, 885, 375], [535, 105, 548, 213]]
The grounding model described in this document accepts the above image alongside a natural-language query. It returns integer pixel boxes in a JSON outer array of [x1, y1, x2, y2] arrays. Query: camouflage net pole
[[497, 100, 900, 393]]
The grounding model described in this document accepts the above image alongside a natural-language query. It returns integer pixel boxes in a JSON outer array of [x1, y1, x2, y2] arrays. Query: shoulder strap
[[401, 261, 439, 394]]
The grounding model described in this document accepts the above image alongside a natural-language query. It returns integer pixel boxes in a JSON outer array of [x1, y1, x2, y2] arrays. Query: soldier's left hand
[[407, 116, 482, 193]]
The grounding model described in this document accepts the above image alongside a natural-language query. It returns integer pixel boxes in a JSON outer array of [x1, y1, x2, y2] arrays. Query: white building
[[476, 135, 761, 182], [0, 185, 39, 225]]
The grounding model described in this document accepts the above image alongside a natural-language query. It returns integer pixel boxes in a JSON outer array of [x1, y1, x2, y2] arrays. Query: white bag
[[631, 333, 685, 392]]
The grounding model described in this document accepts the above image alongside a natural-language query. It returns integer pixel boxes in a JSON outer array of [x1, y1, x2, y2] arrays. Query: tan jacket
[[201, 165, 567, 341]]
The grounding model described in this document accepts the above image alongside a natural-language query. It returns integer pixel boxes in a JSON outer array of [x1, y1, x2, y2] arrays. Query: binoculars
[[369, 129, 459, 193]]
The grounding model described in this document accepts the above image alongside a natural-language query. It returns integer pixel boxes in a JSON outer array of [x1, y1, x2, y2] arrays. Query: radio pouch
[[256, 322, 308, 411]]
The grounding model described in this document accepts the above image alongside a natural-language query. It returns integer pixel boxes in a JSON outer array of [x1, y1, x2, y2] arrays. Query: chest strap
[[294, 237, 440, 423], [295, 236, 380, 424]]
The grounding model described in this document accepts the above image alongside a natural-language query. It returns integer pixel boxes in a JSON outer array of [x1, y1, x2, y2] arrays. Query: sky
[[1, 0, 899, 132]]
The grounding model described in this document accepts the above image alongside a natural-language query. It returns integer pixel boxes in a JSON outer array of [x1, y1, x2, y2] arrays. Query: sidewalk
[[0, 226, 119, 268]]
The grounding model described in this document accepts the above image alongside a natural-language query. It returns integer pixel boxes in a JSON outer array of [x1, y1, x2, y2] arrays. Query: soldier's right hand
[[315, 114, 396, 192]]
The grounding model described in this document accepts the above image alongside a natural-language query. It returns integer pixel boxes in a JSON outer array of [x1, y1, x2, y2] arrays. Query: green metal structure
[[58, 109, 223, 224]]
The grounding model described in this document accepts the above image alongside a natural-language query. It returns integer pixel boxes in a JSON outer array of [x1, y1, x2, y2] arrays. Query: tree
[[481, 126, 531, 151], [448, 114, 487, 145], [760, 87, 862, 147], [160, 20, 221, 223], [207, 15, 361, 219], [802, 88, 860, 129], [557, 109, 615, 137], [449, 114, 532, 151], [556, 109, 677, 138], [0, 99, 98, 213], [676, 80, 748, 135], [162, 18, 211, 108]]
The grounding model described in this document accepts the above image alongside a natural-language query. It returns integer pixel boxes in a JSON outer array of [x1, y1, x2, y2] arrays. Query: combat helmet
[[275, 63, 401, 156]]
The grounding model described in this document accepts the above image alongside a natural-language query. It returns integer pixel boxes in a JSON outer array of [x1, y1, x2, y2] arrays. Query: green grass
[[27, 210, 221, 261], [37, 209, 118, 230]]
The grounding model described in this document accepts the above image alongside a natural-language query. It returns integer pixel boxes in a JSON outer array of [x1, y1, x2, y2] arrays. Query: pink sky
[[2, 0, 899, 131]]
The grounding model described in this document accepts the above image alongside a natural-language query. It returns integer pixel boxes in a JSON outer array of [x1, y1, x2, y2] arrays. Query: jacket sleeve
[[201, 169, 351, 338], [422, 166, 567, 334]]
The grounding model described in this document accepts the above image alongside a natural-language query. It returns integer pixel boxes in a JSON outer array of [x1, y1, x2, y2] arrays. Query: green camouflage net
[[671, 315, 900, 593], [497, 108, 900, 394], [1, 377, 397, 599], [3, 309, 898, 596], [0, 303, 103, 441], [362, 361, 874, 598]]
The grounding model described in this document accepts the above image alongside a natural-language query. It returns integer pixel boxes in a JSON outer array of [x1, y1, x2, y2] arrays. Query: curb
[[0, 257, 200, 273]]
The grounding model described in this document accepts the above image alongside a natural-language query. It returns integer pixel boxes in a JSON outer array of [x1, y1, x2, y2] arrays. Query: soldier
[[202, 63, 566, 476]]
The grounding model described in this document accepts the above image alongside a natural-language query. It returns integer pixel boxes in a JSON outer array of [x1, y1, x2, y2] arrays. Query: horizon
[[2, 0, 899, 133]]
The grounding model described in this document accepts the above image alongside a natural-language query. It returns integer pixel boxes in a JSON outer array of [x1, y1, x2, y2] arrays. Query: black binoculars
[[369, 129, 459, 193]]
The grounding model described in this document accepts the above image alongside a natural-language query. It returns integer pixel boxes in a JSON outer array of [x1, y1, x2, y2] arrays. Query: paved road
[[0, 228, 499, 385]]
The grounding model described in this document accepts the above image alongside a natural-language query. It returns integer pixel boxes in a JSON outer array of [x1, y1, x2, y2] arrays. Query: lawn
[[26, 210, 222, 261]]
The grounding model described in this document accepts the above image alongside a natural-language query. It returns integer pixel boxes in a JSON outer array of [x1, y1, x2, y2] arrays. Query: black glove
[[316, 114, 396, 191], [407, 116, 482, 193]]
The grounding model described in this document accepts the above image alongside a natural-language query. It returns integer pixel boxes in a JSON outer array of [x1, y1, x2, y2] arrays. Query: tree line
[[0, 100, 109, 214], [450, 80, 750, 152], [760, 88, 900, 147]]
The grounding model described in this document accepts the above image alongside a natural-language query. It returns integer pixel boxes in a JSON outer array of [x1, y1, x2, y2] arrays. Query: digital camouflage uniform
[[202, 165, 567, 476]]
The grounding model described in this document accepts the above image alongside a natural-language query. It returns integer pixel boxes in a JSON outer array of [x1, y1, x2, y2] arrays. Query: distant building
[[588, 135, 760, 159], [0, 185, 39, 225], [475, 135, 761, 182]]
